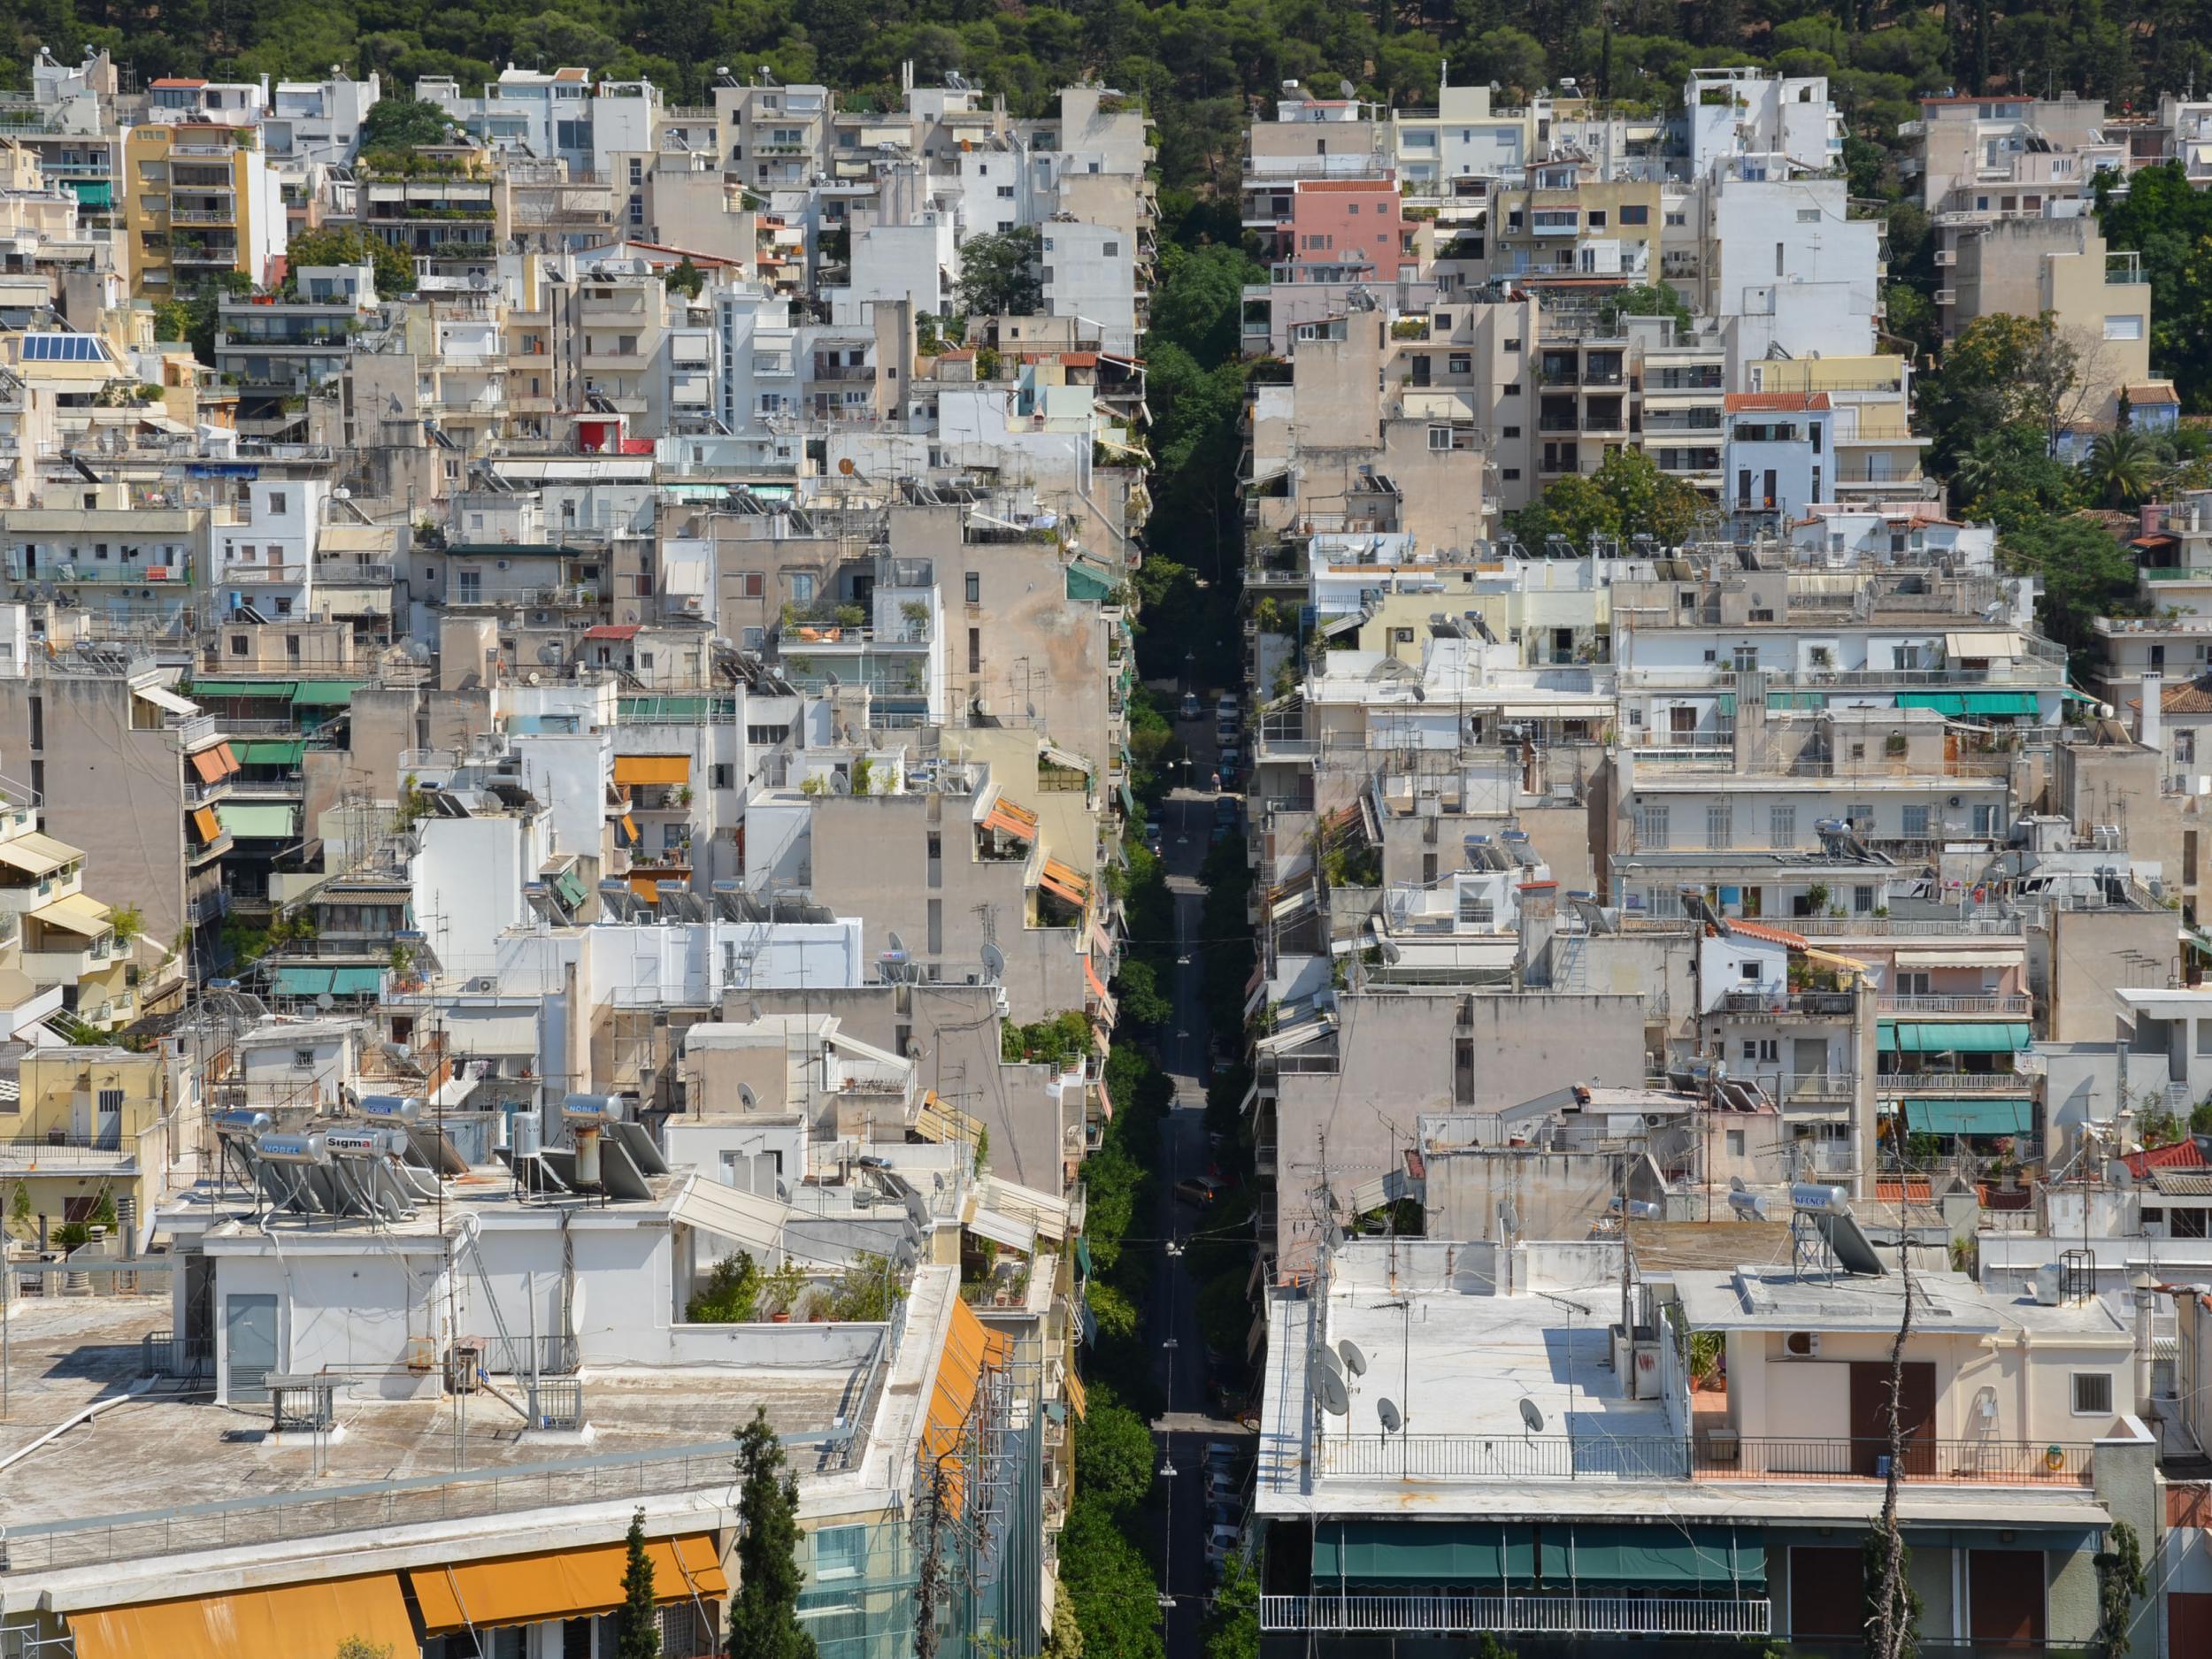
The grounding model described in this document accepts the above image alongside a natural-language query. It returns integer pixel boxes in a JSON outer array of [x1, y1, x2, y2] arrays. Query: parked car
[[1174, 1175, 1224, 1207], [1179, 691, 1202, 719], [1143, 818, 1163, 853], [1217, 694, 1237, 719]]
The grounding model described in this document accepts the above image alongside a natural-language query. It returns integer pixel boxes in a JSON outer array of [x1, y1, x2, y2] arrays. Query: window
[[1102, 241, 1119, 257], [294, 1048, 316, 1069], [1901, 803, 1931, 840], [1706, 803, 1732, 849], [967, 627, 981, 674], [229, 634, 248, 655], [996, 184, 1015, 199], [1740, 961, 1763, 982], [1502, 425, 1520, 439], [1457, 889, 1495, 926], [268, 491, 287, 515], [1503, 338, 1522, 352], [1618, 204, 1649, 226], [790, 572, 815, 605], [1502, 467, 1521, 480], [964, 572, 980, 603], [1846, 803, 1873, 830], [1725, 1129, 1745, 1156], [741, 572, 764, 599], [1502, 382, 1521, 397], [710, 763, 733, 789], [1637, 804, 1670, 849], [1854, 885, 1876, 914], [2104, 314, 2144, 342], [1429, 426, 1453, 451], [741, 626, 764, 650], [1797, 208, 1821, 223], [2178, 730, 2198, 765], [2071, 1371, 2114, 1415], [812, 1524, 869, 1581], [1770, 805, 1797, 848]]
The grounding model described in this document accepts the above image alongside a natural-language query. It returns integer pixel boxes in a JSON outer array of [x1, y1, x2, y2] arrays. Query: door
[[1848, 1361, 1935, 1476], [1792, 1038, 1827, 1103], [1967, 1549, 2047, 1644], [224, 1292, 279, 1403], [1788, 1545, 1863, 1638]]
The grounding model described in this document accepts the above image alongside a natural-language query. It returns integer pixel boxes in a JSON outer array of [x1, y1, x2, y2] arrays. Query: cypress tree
[[616, 1509, 662, 1659], [726, 1407, 818, 1659]]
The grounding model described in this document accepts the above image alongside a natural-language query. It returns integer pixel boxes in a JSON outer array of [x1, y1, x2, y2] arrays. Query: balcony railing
[[1694, 1434, 2092, 1486], [1875, 993, 2032, 1016], [1261, 1594, 1772, 1637], [1317, 1433, 1687, 1481], [1715, 987, 1857, 1018], [1878, 1071, 2028, 1091]]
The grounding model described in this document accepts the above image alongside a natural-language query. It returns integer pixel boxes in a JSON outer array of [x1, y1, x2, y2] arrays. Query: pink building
[[1280, 179, 1413, 284]]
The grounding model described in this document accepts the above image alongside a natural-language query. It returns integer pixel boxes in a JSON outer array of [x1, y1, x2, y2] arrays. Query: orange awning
[[619, 812, 639, 845], [188, 746, 235, 784], [1094, 1069, 1114, 1122], [1066, 1366, 1088, 1420], [921, 1297, 1010, 1513], [1084, 956, 1110, 1002], [72, 1576, 418, 1659], [613, 754, 690, 787], [409, 1535, 727, 1636], [980, 798, 1039, 841], [1039, 858, 1090, 907], [191, 806, 221, 844]]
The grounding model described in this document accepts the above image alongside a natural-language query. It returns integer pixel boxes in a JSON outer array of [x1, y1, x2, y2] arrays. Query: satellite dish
[[738, 1082, 758, 1111], [887, 931, 908, 956], [1338, 1340, 1368, 1378], [1311, 1365, 1350, 1417], [1377, 1397, 1402, 1433], [1517, 1398, 1545, 1435], [1338, 78, 1357, 99], [838, 457, 856, 475], [980, 941, 1006, 983], [315, 992, 335, 1012], [828, 772, 849, 794], [1317, 1344, 1344, 1379], [1729, 1175, 1746, 1194], [1378, 939, 1402, 965]]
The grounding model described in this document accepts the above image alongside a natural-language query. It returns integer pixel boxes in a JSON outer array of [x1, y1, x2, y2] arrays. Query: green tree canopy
[[285, 226, 417, 299], [614, 1509, 661, 1659], [358, 94, 454, 150], [1072, 1383, 1156, 1517], [1510, 448, 1706, 550], [686, 1250, 762, 1323], [954, 227, 1042, 318]]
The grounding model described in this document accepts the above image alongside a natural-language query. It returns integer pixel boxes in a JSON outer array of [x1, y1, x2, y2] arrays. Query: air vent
[[1783, 1331, 1820, 1358]]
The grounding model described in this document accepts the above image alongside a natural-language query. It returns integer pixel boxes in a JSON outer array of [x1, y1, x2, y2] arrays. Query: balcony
[[1692, 1434, 2092, 1486], [1875, 993, 2032, 1017], [1713, 987, 1857, 1019], [1261, 1595, 1771, 1638], [0, 1132, 142, 1176], [1877, 1071, 2027, 1091]]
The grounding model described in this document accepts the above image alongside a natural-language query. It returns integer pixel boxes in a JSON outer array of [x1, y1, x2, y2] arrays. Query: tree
[[2093, 1520, 2147, 1659], [664, 256, 705, 298], [1110, 957, 1173, 1028], [1072, 1384, 1156, 1516], [1057, 1497, 1164, 1659], [284, 226, 417, 298], [2083, 426, 2160, 509], [1947, 423, 2082, 532], [615, 1509, 662, 1659], [334, 1642, 393, 1659], [954, 227, 1043, 318], [2003, 513, 2144, 673], [1203, 1552, 1259, 1659], [686, 1250, 763, 1323], [1148, 241, 1263, 364], [1598, 283, 1691, 334], [1924, 311, 2082, 458], [827, 1252, 904, 1321], [1510, 449, 1705, 551], [358, 95, 454, 150], [726, 1407, 818, 1659], [2098, 160, 2212, 411]]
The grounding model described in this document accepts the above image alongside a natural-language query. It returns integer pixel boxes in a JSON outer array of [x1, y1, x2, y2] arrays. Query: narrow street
[[1147, 712, 1227, 1659]]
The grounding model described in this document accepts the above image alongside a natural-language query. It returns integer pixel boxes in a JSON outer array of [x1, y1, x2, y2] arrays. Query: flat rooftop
[[0, 1291, 866, 1574]]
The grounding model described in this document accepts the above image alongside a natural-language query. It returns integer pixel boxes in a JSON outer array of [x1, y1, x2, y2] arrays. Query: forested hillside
[[12, 0, 2211, 195]]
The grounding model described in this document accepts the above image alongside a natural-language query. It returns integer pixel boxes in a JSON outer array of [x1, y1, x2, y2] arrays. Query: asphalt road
[[1148, 707, 1227, 1659]]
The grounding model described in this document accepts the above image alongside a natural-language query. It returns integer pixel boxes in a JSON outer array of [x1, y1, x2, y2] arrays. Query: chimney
[[1517, 879, 1558, 986], [2140, 671, 2163, 753]]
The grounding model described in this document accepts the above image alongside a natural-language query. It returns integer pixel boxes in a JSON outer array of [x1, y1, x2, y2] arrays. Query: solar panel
[[20, 334, 104, 362]]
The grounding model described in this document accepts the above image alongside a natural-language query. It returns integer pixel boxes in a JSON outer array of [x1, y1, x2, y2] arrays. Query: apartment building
[[120, 120, 286, 299]]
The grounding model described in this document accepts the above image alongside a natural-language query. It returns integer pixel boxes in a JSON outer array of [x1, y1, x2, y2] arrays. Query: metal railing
[[1261, 1594, 1772, 1636], [1715, 987, 1856, 1018], [0, 1432, 853, 1576], [1317, 1433, 1688, 1480], [1877, 1071, 2029, 1091], [1876, 993, 2032, 1016], [1694, 1434, 2092, 1485]]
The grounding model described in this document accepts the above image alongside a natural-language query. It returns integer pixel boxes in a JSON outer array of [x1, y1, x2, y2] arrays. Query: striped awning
[[980, 797, 1039, 841], [1040, 858, 1089, 907]]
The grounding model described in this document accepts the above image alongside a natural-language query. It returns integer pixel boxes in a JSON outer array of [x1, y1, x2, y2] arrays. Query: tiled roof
[[2123, 1138, 2208, 1177], [1728, 918, 1809, 948], [1724, 391, 1832, 412]]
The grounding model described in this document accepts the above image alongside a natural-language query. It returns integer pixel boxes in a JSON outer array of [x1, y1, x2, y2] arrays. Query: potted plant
[[764, 1257, 808, 1320]]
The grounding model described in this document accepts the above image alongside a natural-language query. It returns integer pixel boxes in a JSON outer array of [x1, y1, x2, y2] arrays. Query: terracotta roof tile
[[1724, 391, 1832, 412]]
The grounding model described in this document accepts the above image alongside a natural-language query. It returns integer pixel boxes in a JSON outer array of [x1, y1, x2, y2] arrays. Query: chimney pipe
[[2140, 671, 2163, 754]]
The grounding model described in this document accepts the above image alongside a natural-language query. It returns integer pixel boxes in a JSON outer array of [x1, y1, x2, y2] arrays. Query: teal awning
[[1717, 693, 1736, 716], [1878, 1020, 2030, 1054], [291, 681, 365, 706], [1895, 690, 2039, 718], [329, 966, 387, 995], [188, 679, 296, 700], [1074, 1235, 1093, 1278], [1767, 690, 1825, 710], [271, 966, 333, 996], [65, 180, 112, 208], [1118, 780, 1138, 818], [1907, 1097, 2033, 1137], [232, 739, 304, 765], [551, 868, 589, 911], [1311, 1522, 1534, 1583], [1541, 1524, 1764, 1586], [1065, 561, 1116, 603], [619, 695, 736, 722]]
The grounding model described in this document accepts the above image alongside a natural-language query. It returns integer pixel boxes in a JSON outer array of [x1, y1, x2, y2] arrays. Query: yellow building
[[122, 122, 282, 300], [0, 1044, 175, 1246]]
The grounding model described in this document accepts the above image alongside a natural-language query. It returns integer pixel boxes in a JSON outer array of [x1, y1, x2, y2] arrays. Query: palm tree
[[1947, 430, 2016, 514], [2083, 427, 2158, 510]]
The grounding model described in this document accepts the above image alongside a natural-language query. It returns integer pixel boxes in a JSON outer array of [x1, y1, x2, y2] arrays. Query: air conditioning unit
[[1782, 1331, 1820, 1359]]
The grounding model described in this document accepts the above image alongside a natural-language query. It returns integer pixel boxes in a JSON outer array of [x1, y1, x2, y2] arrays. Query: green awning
[[1074, 1235, 1093, 1278], [291, 681, 365, 706], [232, 740, 304, 766], [1767, 690, 1825, 710], [552, 868, 589, 911], [1118, 780, 1138, 818], [1895, 691, 2039, 718], [271, 966, 333, 996], [66, 180, 112, 208], [1311, 1522, 1534, 1584], [619, 695, 736, 722], [1878, 1020, 2030, 1054], [1717, 693, 1736, 716], [329, 966, 387, 995], [1065, 562, 1117, 603], [1541, 1525, 1764, 1586], [1907, 1097, 2033, 1137], [218, 803, 300, 840], [188, 679, 296, 700]]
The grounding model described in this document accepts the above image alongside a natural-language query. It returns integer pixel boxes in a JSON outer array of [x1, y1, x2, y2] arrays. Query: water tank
[[357, 1094, 424, 1123], [2033, 1262, 2067, 1306], [256, 1132, 329, 1165], [323, 1127, 402, 1158], [211, 1110, 273, 1139], [560, 1093, 622, 1124], [512, 1114, 543, 1157], [1790, 1183, 1849, 1216]]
